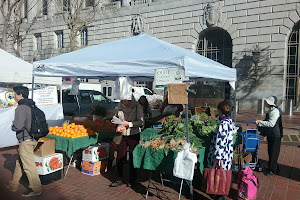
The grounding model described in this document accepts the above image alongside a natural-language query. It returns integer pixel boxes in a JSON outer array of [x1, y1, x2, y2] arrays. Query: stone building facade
[[1, 0, 300, 111]]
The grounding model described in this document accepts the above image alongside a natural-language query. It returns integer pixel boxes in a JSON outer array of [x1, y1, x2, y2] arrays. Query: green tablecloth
[[46, 134, 99, 157], [46, 132, 115, 157], [133, 145, 205, 174]]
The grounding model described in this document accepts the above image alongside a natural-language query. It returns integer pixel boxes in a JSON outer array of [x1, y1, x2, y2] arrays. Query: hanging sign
[[168, 83, 188, 105], [29, 86, 58, 105], [154, 67, 188, 88]]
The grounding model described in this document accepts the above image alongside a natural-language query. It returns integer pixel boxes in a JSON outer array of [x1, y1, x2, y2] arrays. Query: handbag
[[203, 160, 232, 196]]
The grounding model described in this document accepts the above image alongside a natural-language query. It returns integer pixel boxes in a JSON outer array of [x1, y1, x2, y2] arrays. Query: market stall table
[[46, 131, 116, 178]]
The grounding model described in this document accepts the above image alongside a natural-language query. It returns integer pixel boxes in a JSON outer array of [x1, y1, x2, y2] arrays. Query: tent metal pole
[[234, 81, 237, 124], [31, 76, 35, 99], [60, 85, 63, 104], [185, 103, 189, 143]]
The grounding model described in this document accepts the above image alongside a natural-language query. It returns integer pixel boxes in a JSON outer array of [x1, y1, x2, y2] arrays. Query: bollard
[[257, 99, 264, 114], [285, 99, 293, 115]]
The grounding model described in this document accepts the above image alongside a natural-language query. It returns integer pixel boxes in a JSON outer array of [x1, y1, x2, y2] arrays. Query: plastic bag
[[111, 111, 126, 133], [115, 77, 133, 100], [173, 143, 198, 181]]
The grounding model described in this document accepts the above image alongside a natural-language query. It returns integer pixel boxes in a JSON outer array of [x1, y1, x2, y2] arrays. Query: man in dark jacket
[[7, 86, 42, 197], [256, 96, 283, 176]]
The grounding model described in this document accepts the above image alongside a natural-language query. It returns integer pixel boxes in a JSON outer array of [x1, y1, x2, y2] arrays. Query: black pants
[[267, 137, 281, 174], [116, 134, 140, 183]]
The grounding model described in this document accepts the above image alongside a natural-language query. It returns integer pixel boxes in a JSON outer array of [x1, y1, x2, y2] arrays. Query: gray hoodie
[[12, 98, 33, 143]]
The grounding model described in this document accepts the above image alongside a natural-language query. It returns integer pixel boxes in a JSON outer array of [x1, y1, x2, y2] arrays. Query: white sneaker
[[21, 189, 42, 197]]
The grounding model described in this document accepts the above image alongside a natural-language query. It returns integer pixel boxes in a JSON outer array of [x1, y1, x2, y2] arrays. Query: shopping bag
[[173, 143, 197, 181], [203, 160, 232, 196]]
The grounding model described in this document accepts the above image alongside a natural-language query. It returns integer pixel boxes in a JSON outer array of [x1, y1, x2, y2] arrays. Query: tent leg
[[178, 179, 184, 200], [64, 154, 73, 179], [146, 171, 152, 199], [31, 76, 35, 99]]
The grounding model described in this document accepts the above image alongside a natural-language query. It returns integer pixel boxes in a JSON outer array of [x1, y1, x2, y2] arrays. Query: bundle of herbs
[[140, 113, 220, 152]]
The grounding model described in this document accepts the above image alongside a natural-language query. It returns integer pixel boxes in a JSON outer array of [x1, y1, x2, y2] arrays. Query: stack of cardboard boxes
[[34, 137, 63, 185], [81, 143, 109, 176]]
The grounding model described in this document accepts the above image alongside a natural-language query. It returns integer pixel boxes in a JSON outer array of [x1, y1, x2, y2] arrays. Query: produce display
[[48, 123, 95, 138], [140, 113, 219, 153], [70, 119, 115, 133]]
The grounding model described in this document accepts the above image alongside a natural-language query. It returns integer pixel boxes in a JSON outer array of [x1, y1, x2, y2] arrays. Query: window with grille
[[63, 0, 70, 12], [286, 22, 300, 106], [24, 0, 28, 18], [196, 29, 232, 100], [43, 0, 48, 15], [86, 0, 95, 7], [55, 31, 64, 48], [34, 33, 42, 51], [81, 28, 88, 46]]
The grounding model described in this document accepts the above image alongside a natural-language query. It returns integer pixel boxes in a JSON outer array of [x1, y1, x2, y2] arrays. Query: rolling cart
[[240, 120, 261, 169]]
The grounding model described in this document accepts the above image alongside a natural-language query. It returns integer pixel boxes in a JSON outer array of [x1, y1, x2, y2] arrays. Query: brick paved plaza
[[0, 111, 299, 200]]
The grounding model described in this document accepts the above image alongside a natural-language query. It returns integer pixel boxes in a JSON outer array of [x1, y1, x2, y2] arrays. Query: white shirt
[[258, 107, 280, 128]]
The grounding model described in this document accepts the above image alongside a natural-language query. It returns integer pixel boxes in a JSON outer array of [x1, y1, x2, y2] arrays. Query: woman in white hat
[[255, 96, 283, 176]]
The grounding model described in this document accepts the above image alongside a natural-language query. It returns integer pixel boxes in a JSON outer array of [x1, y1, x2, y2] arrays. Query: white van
[[132, 87, 163, 103]]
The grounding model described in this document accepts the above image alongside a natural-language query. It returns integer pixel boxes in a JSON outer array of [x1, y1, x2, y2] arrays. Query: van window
[[80, 92, 92, 103], [62, 92, 76, 103], [93, 91, 107, 102], [107, 87, 112, 97], [144, 88, 153, 95], [102, 86, 112, 97]]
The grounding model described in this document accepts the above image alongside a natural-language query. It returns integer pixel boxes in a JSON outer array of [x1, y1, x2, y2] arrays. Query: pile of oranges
[[48, 123, 95, 139]]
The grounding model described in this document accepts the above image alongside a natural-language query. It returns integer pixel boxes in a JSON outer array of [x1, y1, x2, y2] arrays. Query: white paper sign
[[30, 86, 58, 105], [154, 67, 188, 88]]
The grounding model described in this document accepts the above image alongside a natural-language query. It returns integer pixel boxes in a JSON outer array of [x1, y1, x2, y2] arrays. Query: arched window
[[286, 22, 300, 106], [195, 28, 232, 101], [197, 28, 232, 67]]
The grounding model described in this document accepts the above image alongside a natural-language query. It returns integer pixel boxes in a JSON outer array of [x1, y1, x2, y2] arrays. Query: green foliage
[[160, 113, 220, 149]]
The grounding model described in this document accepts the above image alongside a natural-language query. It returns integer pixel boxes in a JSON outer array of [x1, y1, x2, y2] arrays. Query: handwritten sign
[[168, 84, 188, 105], [29, 86, 58, 105]]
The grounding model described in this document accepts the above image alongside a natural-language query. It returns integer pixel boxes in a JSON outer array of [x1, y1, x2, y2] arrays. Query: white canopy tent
[[0, 48, 62, 85], [32, 33, 237, 141], [0, 49, 63, 148], [32, 34, 236, 83]]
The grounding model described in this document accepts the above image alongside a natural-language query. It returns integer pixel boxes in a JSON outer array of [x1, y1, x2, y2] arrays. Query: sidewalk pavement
[[0, 111, 299, 200]]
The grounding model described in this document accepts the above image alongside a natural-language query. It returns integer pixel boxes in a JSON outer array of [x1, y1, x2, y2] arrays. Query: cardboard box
[[34, 137, 55, 157], [82, 143, 109, 162], [233, 151, 252, 168], [167, 84, 188, 105], [81, 159, 108, 176], [34, 153, 63, 175]]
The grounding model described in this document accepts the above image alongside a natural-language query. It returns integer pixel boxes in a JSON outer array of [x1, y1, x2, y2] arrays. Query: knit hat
[[265, 96, 277, 106]]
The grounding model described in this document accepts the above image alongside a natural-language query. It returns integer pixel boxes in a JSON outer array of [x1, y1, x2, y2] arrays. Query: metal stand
[[64, 154, 73, 179], [145, 171, 191, 200]]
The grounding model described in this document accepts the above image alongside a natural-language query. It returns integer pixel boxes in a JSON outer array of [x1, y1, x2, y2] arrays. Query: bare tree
[[0, 0, 21, 51], [56, 0, 117, 51], [0, 0, 50, 57]]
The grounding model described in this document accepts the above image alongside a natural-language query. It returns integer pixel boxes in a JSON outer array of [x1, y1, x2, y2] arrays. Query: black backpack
[[25, 104, 49, 140]]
